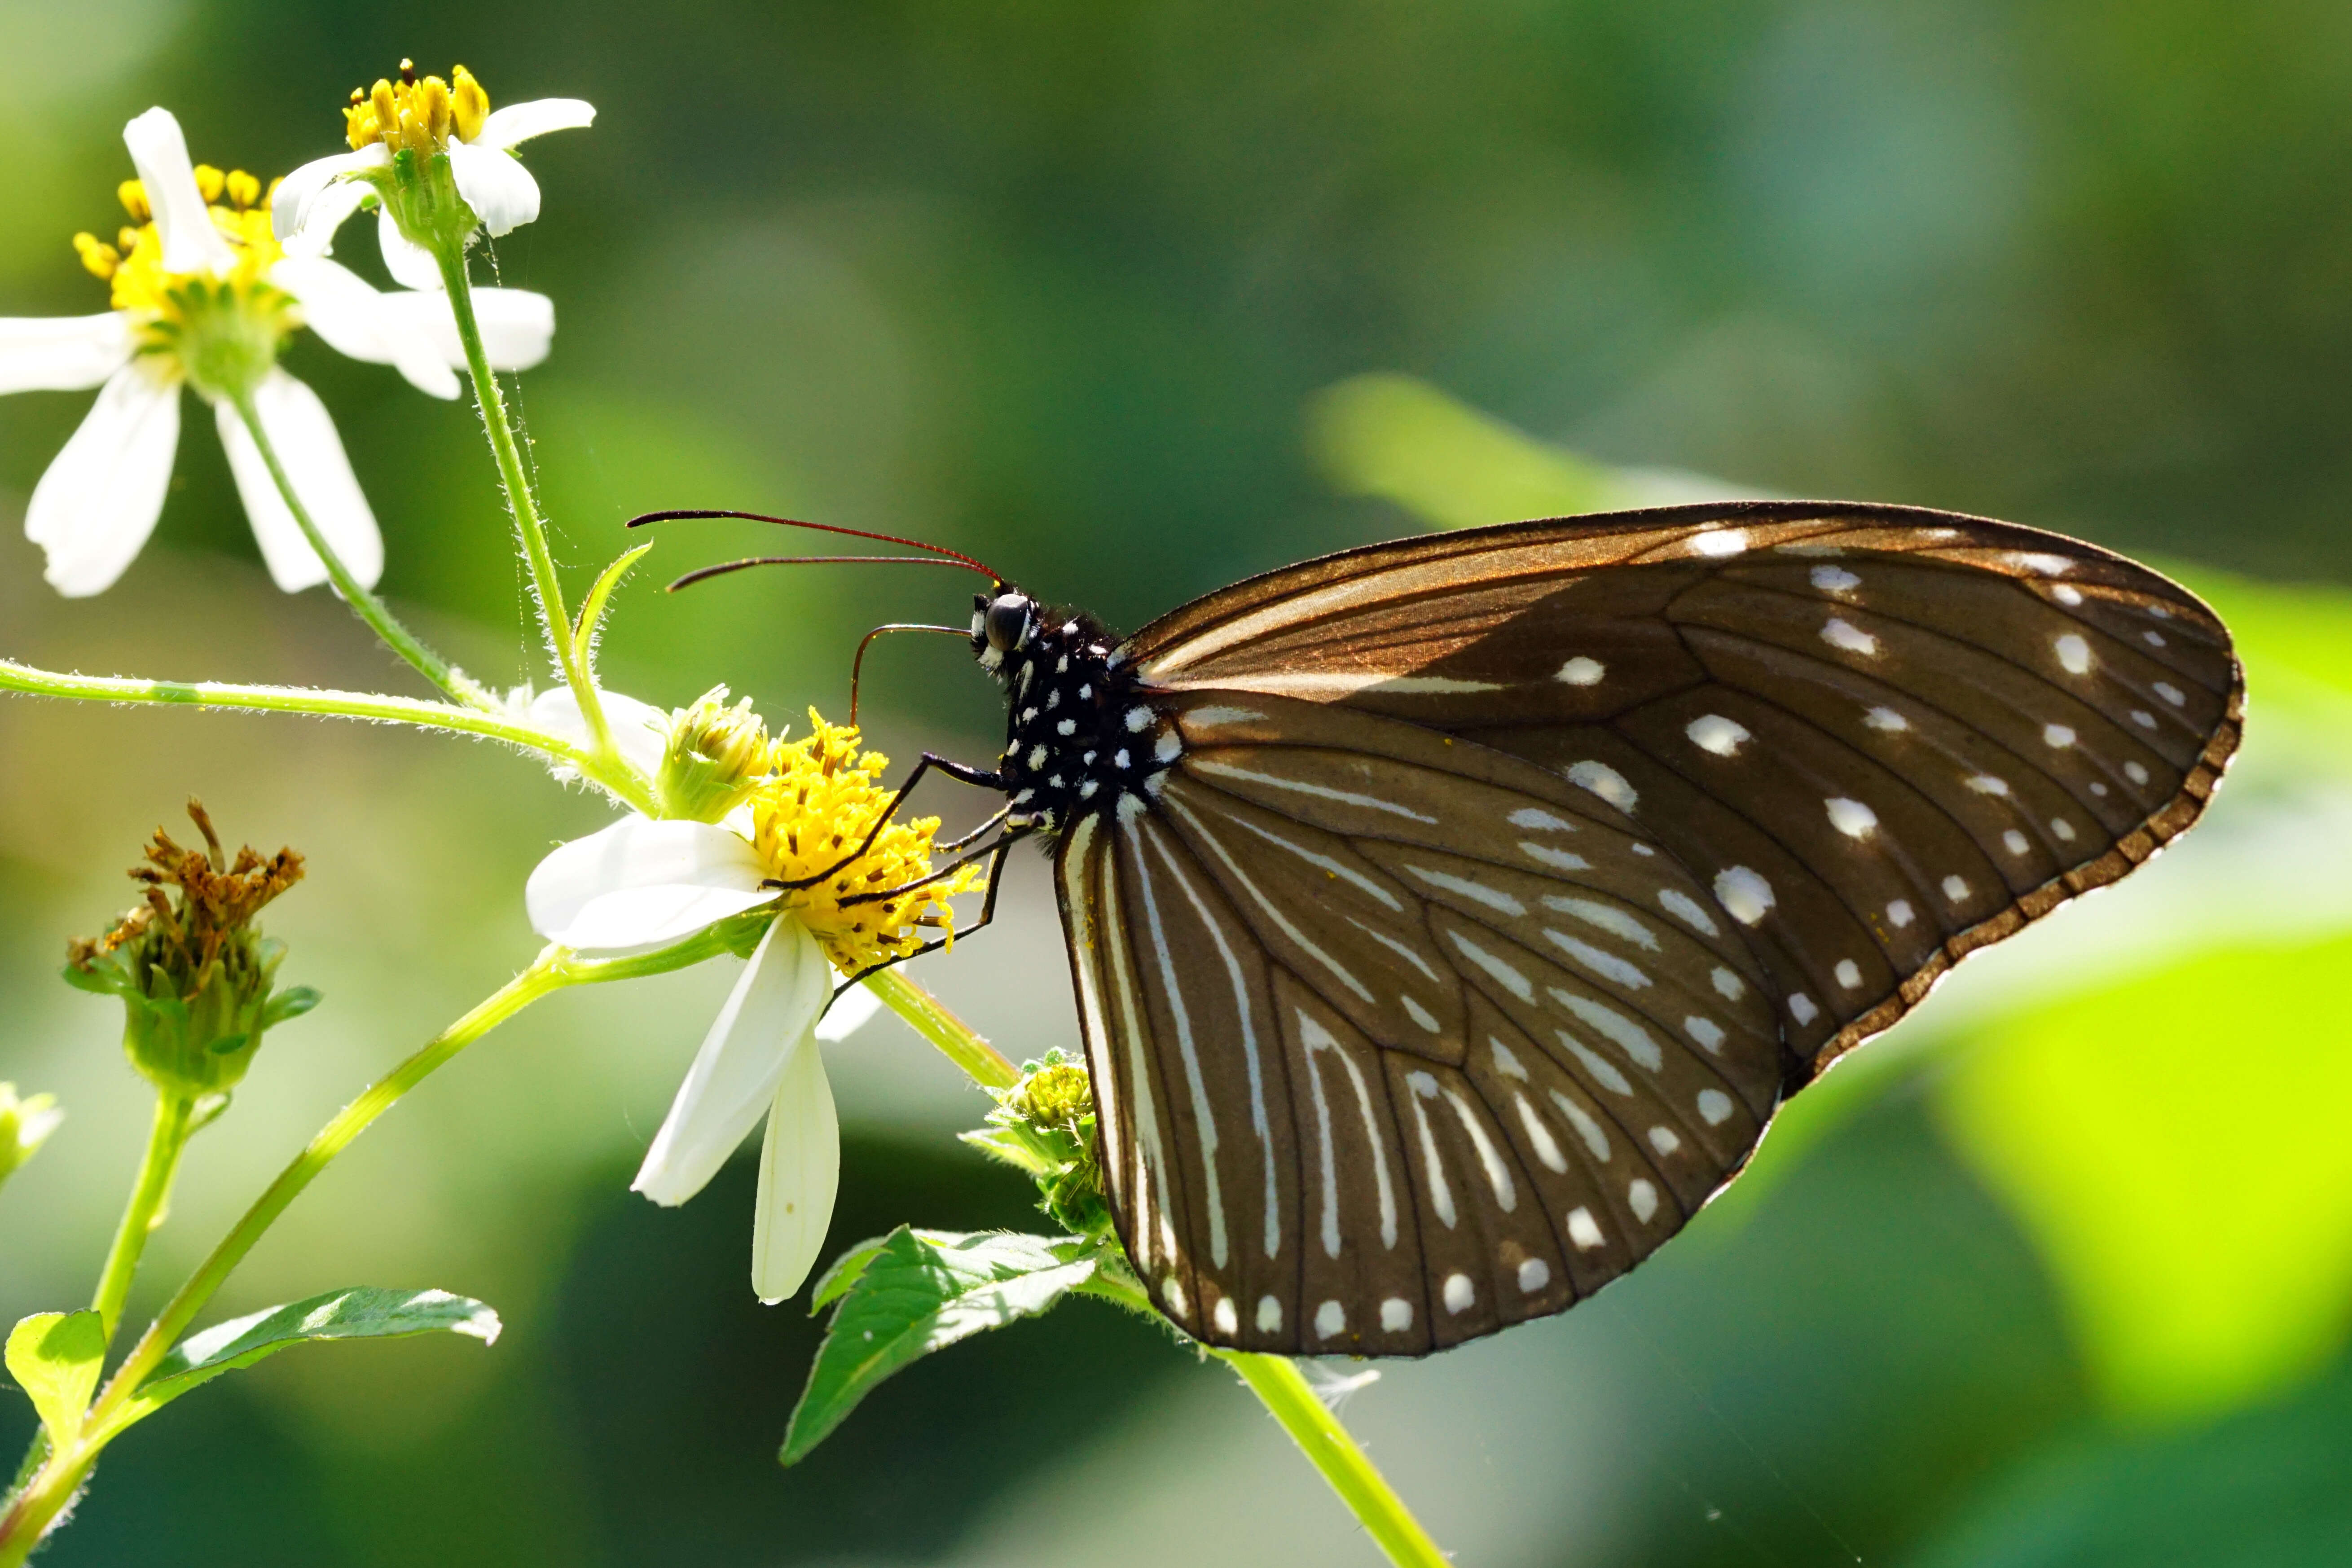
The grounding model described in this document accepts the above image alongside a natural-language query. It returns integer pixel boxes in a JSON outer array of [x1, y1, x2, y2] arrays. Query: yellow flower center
[[345, 61, 491, 154], [752, 710, 985, 976], [71, 165, 295, 388]]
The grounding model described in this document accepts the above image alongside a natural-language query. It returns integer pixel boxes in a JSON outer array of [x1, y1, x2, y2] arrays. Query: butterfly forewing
[[1128, 502, 2242, 1080]]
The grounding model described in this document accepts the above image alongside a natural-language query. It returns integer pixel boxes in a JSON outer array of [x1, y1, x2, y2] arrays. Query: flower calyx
[[961, 1050, 1112, 1240], [656, 686, 775, 822], [65, 800, 320, 1105]]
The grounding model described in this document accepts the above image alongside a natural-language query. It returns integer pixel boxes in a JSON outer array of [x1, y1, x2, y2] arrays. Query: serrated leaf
[[6, 1310, 104, 1447], [120, 1287, 499, 1424], [782, 1228, 1096, 1465]]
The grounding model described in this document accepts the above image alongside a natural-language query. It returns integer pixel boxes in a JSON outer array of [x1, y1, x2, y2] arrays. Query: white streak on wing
[[1143, 825, 1282, 1263], [1513, 1094, 1569, 1172], [1401, 862, 1527, 915], [1059, 817, 1124, 1186], [1657, 888, 1721, 936], [1164, 795, 1376, 1003], [1544, 930, 1651, 990], [1217, 813, 1402, 909], [1298, 1014, 1341, 1260], [1347, 916, 1446, 984], [1549, 1091, 1613, 1160], [1314, 1021, 1400, 1250], [1096, 827, 1174, 1271], [1405, 1073, 1458, 1229], [1520, 841, 1593, 872], [1539, 896, 1662, 951], [1443, 1089, 1517, 1212], [1509, 808, 1579, 831], [1129, 826, 1231, 1270], [1558, 1033, 1633, 1096], [1184, 705, 1266, 728], [1446, 928, 1534, 1002], [1203, 670, 1505, 696], [1551, 988, 1664, 1070], [1191, 759, 1438, 823]]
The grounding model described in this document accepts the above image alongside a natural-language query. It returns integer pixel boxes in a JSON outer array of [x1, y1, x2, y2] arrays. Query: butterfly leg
[[769, 751, 1010, 892], [829, 826, 1029, 995]]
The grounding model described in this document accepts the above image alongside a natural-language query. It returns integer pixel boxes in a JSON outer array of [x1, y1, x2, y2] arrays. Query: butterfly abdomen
[[978, 596, 1179, 835]]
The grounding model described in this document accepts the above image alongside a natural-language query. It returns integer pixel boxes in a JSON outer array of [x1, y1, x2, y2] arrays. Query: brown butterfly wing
[[1128, 501, 2242, 1079]]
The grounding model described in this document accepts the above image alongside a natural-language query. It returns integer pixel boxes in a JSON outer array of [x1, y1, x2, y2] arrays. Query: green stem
[[866, 967, 1019, 1089], [868, 971, 1448, 1568], [432, 240, 619, 767], [1214, 1353, 1449, 1568], [0, 659, 659, 817], [89, 1093, 196, 1345], [228, 389, 489, 710]]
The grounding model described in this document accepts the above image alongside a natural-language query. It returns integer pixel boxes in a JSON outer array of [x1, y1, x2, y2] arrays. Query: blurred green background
[[5, 0, 2352, 1562]]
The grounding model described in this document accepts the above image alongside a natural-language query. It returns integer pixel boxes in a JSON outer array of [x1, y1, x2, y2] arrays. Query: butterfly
[[647, 499, 2242, 1357]]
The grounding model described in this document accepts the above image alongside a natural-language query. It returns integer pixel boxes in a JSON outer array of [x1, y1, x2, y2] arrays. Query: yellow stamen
[[73, 233, 119, 281], [118, 180, 149, 221], [343, 61, 497, 154], [751, 710, 985, 976], [224, 169, 261, 209], [193, 163, 225, 202], [70, 160, 294, 360]]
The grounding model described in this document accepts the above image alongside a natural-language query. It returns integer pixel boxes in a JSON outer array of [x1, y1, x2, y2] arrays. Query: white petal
[[378, 210, 444, 291], [447, 140, 541, 237], [528, 686, 672, 781], [24, 364, 180, 596], [272, 146, 387, 245], [276, 176, 372, 260], [270, 257, 461, 399], [526, 815, 769, 952], [215, 370, 382, 593], [813, 981, 884, 1042], [476, 98, 597, 150], [753, 1032, 839, 1303], [122, 108, 235, 276], [381, 286, 554, 373], [634, 917, 831, 1208], [0, 314, 136, 394]]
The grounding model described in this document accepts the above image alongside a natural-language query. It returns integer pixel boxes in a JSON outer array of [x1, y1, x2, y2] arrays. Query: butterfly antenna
[[664, 556, 981, 593], [849, 623, 969, 725], [629, 509, 1004, 584]]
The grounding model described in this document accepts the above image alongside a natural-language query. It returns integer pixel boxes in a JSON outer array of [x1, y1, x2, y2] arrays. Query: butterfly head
[[972, 587, 1035, 675], [972, 587, 1175, 833]]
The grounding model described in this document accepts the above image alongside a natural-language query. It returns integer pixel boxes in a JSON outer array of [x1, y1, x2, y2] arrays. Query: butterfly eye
[[984, 594, 1033, 653]]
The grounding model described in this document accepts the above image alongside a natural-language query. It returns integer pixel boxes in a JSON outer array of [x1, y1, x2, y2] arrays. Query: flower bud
[[65, 802, 319, 1105], [960, 1050, 1112, 1239], [657, 686, 774, 822], [0, 1084, 63, 1191]]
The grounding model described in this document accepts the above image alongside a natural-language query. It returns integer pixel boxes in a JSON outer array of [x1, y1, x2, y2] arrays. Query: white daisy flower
[[1, 108, 556, 597], [273, 62, 594, 291], [524, 711, 976, 1303]]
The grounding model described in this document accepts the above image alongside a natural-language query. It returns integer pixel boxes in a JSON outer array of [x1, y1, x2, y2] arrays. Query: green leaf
[[261, 985, 322, 1030], [6, 1310, 104, 1447], [572, 542, 655, 674], [121, 1287, 500, 1423], [807, 1234, 896, 1313], [956, 1125, 1055, 1180], [782, 1228, 1097, 1465]]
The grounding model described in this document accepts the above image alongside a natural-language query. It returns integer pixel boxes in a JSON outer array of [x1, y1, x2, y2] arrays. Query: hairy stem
[[228, 389, 489, 709], [866, 968, 1019, 1089], [433, 242, 618, 765], [0, 660, 659, 817]]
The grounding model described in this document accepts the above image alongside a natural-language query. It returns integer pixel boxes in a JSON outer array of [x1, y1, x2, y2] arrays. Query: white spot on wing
[[1185, 705, 1266, 728], [2055, 633, 2093, 675], [1402, 862, 1526, 915], [1316, 1300, 1345, 1340], [1943, 874, 1971, 902], [1520, 842, 1593, 872], [1811, 564, 1862, 593], [1628, 1181, 1660, 1223], [2044, 724, 2077, 748], [1686, 714, 1751, 756], [2003, 829, 2031, 856], [1213, 1296, 1239, 1336], [2125, 761, 2150, 785], [2053, 584, 2084, 606], [1443, 1273, 1477, 1313], [1545, 930, 1652, 989], [1659, 888, 1721, 936], [1968, 774, 2011, 796], [1510, 807, 1578, 832], [1648, 1126, 1682, 1156], [1822, 617, 1879, 655], [1558, 1035, 1633, 1097], [1552, 989, 1664, 1070], [1556, 657, 1605, 686], [1713, 866, 1776, 925], [1513, 1094, 1569, 1172], [1517, 1258, 1550, 1293], [1789, 992, 1819, 1025], [1712, 966, 1745, 1000], [1697, 1089, 1734, 1126], [1257, 1295, 1283, 1333], [1825, 797, 1878, 838], [2155, 681, 2186, 706], [1401, 995, 1442, 1033], [1380, 1298, 1414, 1331], [1864, 706, 1908, 733], [1449, 930, 1534, 1002], [1567, 1208, 1605, 1249], [1685, 1015, 1725, 1051], [1887, 899, 1914, 928], [1540, 895, 1661, 951], [1835, 958, 1863, 988], [1567, 760, 1638, 811], [1692, 528, 1747, 557]]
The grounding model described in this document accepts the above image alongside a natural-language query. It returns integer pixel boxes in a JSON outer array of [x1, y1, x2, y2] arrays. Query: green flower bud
[[64, 802, 319, 1105], [960, 1050, 1112, 1240], [656, 686, 775, 822], [0, 1084, 64, 1191]]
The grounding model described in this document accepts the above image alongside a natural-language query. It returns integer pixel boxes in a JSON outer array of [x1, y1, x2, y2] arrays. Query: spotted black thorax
[[971, 589, 1180, 835]]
